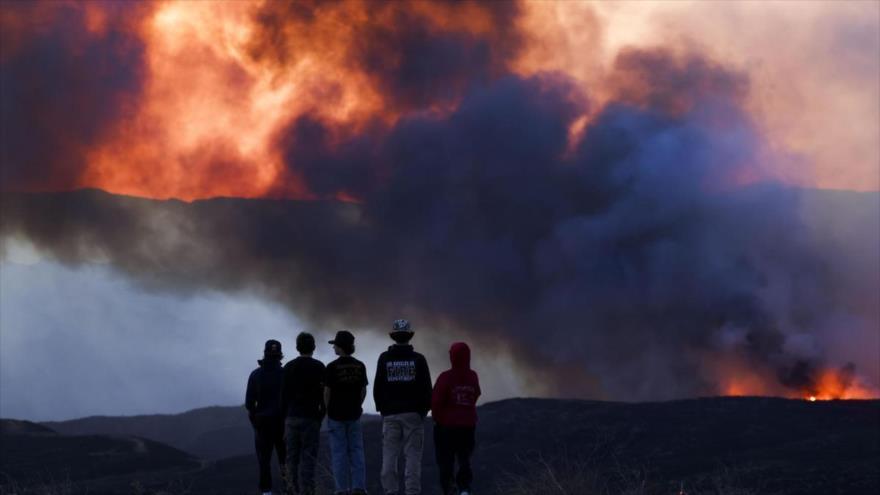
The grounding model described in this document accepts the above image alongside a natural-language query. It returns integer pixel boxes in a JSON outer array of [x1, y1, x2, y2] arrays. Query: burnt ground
[[2, 397, 878, 494]]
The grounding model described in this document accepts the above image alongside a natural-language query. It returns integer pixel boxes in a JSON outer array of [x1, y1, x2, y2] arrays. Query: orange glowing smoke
[[3, 1, 876, 200], [84, 0, 378, 200], [78, 0, 514, 201]]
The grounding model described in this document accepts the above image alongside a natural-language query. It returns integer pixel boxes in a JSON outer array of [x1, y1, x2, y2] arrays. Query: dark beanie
[[263, 339, 283, 358]]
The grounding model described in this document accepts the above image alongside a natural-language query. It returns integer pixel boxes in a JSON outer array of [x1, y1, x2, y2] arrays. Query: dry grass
[[2, 459, 760, 495], [0, 474, 77, 495], [496, 455, 759, 495]]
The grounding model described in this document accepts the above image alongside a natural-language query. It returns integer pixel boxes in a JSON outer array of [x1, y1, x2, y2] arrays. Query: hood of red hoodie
[[449, 342, 471, 370]]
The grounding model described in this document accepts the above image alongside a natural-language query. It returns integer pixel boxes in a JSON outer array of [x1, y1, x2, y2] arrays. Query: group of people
[[244, 319, 481, 495]]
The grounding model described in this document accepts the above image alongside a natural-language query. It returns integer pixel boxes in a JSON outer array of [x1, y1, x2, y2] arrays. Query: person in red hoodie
[[431, 342, 481, 495]]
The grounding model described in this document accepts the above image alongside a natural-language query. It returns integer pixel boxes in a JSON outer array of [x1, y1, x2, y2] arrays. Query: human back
[[282, 354, 325, 419], [244, 339, 287, 495], [432, 341, 481, 427], [246, 345, 285, 421], [324, 330, 369, 495], [432, 341, 481, 495], [281, 332, 325, 495], [374, 343, 432, 416], [325, 354, 369, 420], [375, 318, 433, 495]]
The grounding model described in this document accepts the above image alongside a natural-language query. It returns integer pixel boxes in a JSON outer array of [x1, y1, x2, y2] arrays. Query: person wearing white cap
[[374, 319, 433, 495]]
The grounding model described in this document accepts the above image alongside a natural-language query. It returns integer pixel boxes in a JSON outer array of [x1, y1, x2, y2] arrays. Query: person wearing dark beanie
[[245, 339, 287, 495]]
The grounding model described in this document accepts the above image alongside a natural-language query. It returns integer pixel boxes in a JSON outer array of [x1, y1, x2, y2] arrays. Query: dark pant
[[285, 416, 321, 495], [433, 424, 475, 494], [254, 416, 287, 491]]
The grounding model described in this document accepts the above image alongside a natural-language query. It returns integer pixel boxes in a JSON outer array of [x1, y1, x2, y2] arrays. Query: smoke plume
[[1, 1, 877, 400]]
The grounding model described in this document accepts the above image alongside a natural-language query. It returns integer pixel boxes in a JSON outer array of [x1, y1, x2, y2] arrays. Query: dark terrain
[[2, 397, 878, 494]]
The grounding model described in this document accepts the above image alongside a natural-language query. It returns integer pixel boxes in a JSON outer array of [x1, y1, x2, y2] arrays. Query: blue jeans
[[327, 418, 366, 493]]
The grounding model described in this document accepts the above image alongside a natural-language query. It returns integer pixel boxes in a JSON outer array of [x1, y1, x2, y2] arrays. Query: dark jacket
[[432, 342, 481, 427], [325, 356, 369, 421], [245, 358, 285, 421], [373, 344, 432, 416], [281, 356, 326, 420]]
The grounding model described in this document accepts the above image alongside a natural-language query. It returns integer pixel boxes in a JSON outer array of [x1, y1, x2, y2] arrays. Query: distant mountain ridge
[[0, 419, 55, 436], [1, 418, 199, 488], [43, 405, 252, 460], [42, 405, 383, 461]]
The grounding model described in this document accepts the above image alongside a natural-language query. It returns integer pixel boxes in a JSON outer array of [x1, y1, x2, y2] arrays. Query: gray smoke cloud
[[2, 48, 877, 399]]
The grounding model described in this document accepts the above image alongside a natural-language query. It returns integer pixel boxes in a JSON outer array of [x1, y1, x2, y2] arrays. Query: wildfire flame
[[800, 368, 878, 401], [714, 354, 878, 401]]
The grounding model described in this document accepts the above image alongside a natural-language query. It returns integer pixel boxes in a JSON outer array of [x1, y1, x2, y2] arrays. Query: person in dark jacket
[[374, 319, 432, 495], [281, 332, 325, 495], [324, 330, 369, 495], [431, 342, 481, 495], [245, 339, 287, 495]]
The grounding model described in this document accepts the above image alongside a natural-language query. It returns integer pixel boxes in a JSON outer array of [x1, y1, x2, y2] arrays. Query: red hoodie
[[431, 342, 481, 427]]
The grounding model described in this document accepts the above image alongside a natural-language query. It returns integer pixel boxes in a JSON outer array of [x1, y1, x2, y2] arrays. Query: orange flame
[[804, 368, 879, 401], [710, 353, 878, 400]]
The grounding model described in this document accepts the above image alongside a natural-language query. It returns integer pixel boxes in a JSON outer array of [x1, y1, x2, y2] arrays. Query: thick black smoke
[[1, 0, 876, 398], [4, 46, 872, 399], [275, 58, 841, 397]]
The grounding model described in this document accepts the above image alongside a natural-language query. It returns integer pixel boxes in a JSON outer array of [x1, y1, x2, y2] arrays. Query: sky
[[0, 253, 525, 421], [0, 0, 878, 421]]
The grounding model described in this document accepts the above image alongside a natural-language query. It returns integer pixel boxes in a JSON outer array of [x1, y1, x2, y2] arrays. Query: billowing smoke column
[[0, 1, 147, 191], [1, 1, 877, 400]]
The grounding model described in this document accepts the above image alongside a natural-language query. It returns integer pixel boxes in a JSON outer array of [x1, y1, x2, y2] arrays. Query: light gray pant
[[381, 412, 425, 495]]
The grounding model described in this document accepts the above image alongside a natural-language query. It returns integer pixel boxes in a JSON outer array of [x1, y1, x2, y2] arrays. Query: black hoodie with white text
[[373, 344, 432, 416]]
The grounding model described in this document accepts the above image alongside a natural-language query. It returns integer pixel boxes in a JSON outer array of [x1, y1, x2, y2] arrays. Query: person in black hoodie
[[245, 339, 287, 495], [374, 319, 432, 495], [281, 332, 325, 495]]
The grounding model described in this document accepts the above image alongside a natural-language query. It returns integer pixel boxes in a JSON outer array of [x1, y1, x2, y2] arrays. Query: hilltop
[[2, 397, 877, 494]]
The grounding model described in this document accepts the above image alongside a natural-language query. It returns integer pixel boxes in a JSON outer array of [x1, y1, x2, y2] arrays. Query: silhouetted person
[[281, 332, 325, 495], [324, 330, 369, 495], [374, 319, 432, 495], [246, 339, 287, 495], [431, 342, 480, 495]]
